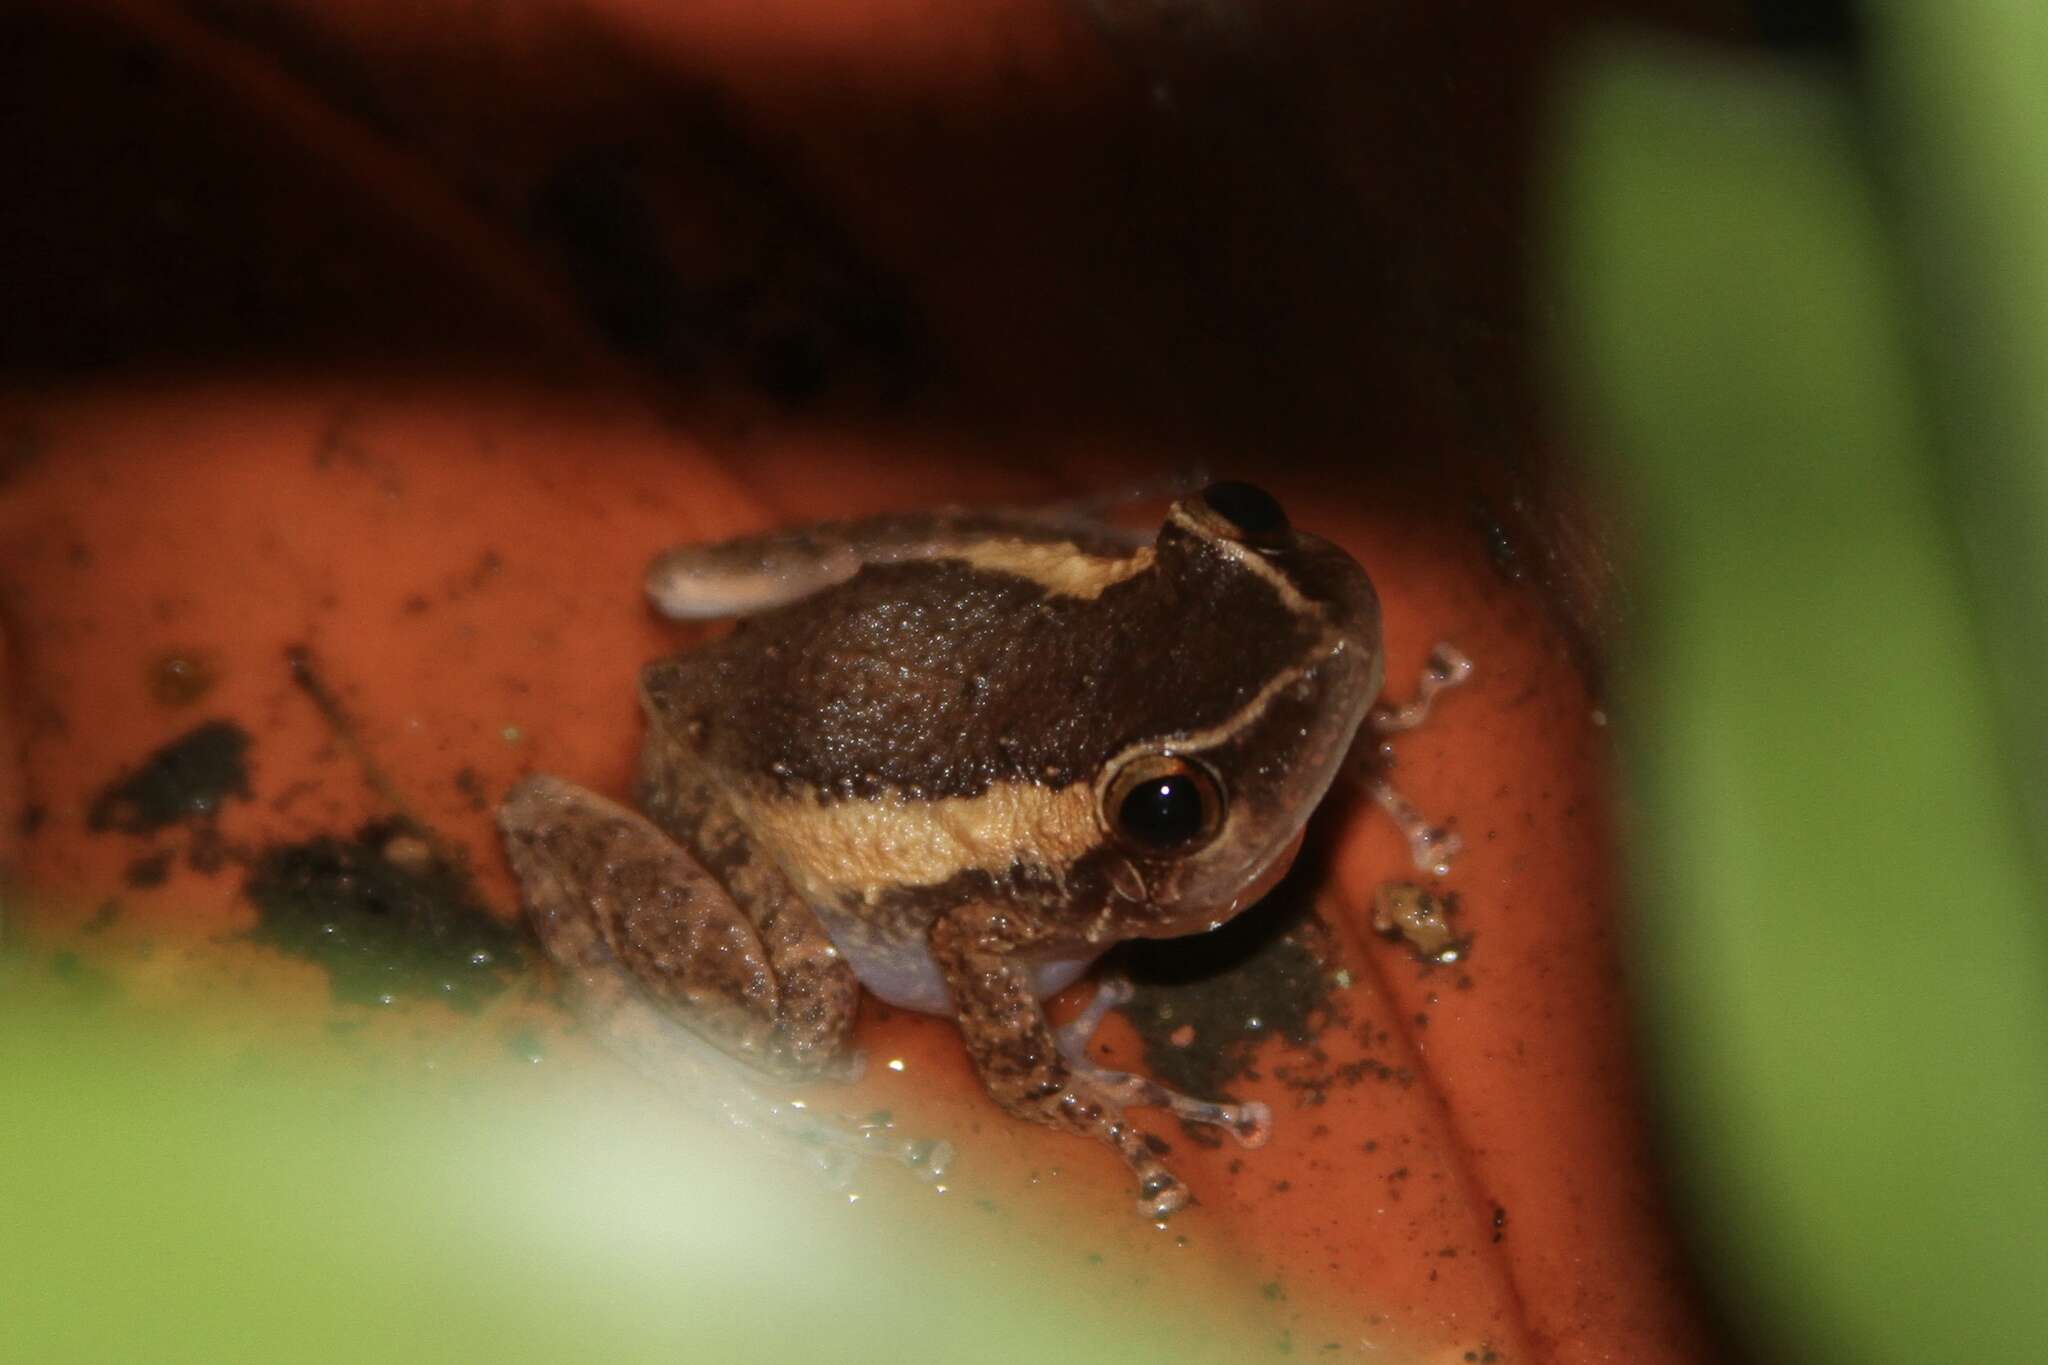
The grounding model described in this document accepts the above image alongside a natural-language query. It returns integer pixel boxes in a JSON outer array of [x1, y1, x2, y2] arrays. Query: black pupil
[[1200, 480, 1289, 540], [1118, 774, 1207, 849]]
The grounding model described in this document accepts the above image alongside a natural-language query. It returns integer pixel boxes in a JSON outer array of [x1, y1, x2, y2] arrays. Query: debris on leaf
[[87, 720, 252, 833], [147, 649, 220, 706], [1372, 882, 1469, 964], [1111, 874, 1336, 1103]]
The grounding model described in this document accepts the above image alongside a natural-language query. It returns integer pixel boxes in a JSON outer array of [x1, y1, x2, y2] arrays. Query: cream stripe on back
[[1164, 505, 1313, 615], [943, 540, 1156, 600]]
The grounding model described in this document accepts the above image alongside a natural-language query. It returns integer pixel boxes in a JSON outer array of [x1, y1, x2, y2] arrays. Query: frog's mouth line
[[1103, 824, 1310, 940], [1228, 827, 1308, 919]]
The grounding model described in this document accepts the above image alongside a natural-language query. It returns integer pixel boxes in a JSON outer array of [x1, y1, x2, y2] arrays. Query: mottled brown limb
[[499, 776, 945, 1180], [637, 728, 863, 1078], [500, 774, 852, 1081], [930, 906, 1197, 1218]]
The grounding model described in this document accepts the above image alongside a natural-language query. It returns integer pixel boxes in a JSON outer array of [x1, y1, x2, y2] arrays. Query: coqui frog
[[498, 481, 1461, 1218]]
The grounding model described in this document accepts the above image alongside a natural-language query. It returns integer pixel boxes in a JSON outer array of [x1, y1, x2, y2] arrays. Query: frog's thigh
[[499, 775, 853, 1082], [638, 756, 862, 1077]]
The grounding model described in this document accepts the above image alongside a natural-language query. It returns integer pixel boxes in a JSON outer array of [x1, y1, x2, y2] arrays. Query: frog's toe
[[1368, 779, 1465, 877], [903, 1137, 955, 1182], [1053, 974, 1134, 1062], [1229, 1100, 1273, 1149], [807, 1145, 860, 1187], [1070, 1060, 1270, 1146], [1138, 1170, 1190, 1221], [826, 1045, 868, 1084]]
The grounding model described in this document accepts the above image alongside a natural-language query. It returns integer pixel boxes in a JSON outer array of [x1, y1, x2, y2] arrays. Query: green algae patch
[[243, 819, 522, 1010]]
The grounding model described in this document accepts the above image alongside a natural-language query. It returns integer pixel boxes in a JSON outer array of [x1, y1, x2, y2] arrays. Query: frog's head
[[1082, 481, 1383, 940]]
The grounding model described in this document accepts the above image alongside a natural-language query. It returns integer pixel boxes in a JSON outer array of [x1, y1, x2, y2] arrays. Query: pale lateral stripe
[[942, 539, 1156, 600], [1132, 655, 1322, 762], [1165, 505, 1314, 616], [752, 649, 1344, 905], [742, 778, 1101, 901]]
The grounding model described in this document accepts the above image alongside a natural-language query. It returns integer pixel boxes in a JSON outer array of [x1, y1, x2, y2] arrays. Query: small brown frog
[[499, 481, 1456, 1217]]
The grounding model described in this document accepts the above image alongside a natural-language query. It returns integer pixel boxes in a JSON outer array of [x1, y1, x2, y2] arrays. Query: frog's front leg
[[1349, 643, 1474, 876], [499, 775, 859, 1083], [929, 906, 1265, 1219], [1052, 976, 1271, 1145]]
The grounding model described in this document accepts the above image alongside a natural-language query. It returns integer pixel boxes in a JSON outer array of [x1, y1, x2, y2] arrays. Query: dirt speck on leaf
[[87, 720, 252, 833], [1109, 868, 1336, 1103], [147, 649, 221, 706]]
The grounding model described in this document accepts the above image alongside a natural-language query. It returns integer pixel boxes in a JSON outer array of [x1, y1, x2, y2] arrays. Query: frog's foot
[[694, 1071, 953, 1184], [1053, 974, 1135, 1057], [1369, 643, 1473, 735], [1054, 976, 1271, 1147], [1062, 1092, 1192, 1220], [1082, 1067, 1272, 1148], [1368, 780, 1463, 878], [646, 534, 865, 620], [1352, 642, 1471, 877], [530, 932, 953, 1183], [761, 1095, 956, 1185], [535, 947, 952, 1184]]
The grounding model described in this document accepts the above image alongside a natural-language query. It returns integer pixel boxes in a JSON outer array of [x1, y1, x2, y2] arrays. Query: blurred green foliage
[[0, 960, 1281, 1364], [1554, 21, 2048, 1365]]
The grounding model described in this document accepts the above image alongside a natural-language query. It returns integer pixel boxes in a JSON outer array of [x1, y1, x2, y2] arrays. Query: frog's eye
[[1104, 754, 1225, 854], [1199, 481, 1290, 546]]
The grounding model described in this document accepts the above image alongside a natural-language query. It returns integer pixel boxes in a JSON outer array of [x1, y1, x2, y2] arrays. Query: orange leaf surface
[[2, 1, 1736, 1359]]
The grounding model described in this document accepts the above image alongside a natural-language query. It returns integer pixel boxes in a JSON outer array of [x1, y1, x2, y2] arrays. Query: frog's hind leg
[[499, 777, 948, 1177], [634, 740, 864, 1081], [500, 775, 846, 1082]]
